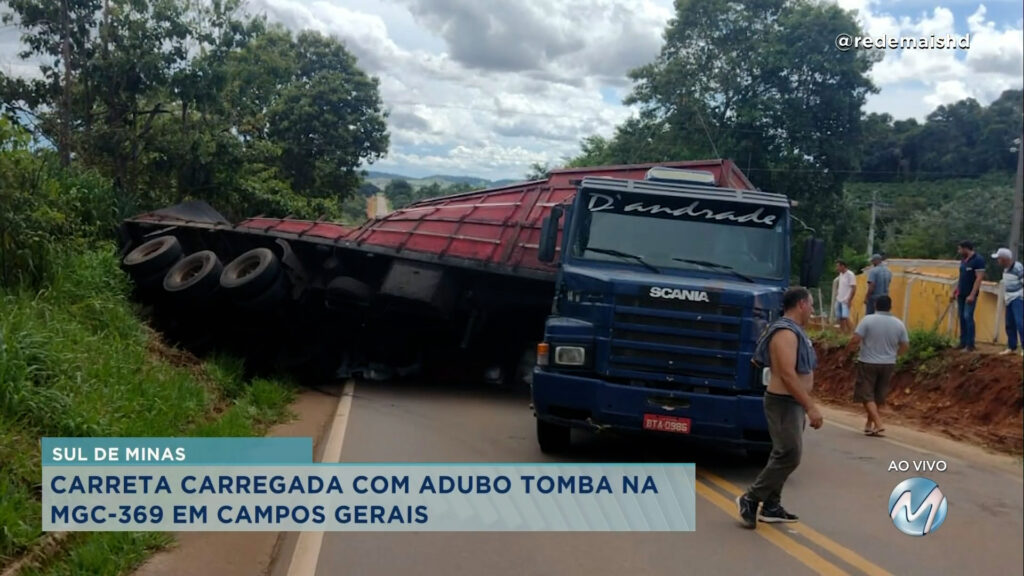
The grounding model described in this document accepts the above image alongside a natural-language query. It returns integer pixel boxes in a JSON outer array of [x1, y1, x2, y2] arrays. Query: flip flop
[[863, 428, 873, 435], [868, 429, 886, 437]]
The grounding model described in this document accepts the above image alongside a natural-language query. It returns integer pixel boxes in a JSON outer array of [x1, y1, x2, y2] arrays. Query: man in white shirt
[[834, 260, 857, 333], [992, 248, 1024, 356]]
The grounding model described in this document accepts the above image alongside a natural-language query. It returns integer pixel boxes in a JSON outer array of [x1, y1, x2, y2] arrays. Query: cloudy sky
[[2, 0, 1022, 180]]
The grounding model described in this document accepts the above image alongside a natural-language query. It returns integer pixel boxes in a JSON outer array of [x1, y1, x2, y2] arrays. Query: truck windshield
[[570, 189, 788, 280]]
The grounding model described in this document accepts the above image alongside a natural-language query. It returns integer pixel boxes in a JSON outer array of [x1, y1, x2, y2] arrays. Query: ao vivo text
[[888, 460, 947, 472]]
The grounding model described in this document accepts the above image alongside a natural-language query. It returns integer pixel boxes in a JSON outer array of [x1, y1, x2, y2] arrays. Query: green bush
[[898, 329, 955, 369], [0, 119, 120, 289], [0, 248, 295, 563]]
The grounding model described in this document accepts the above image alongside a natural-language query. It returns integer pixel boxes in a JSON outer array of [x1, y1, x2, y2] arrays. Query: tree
[[1, 2, 390, 220], [1, 0, 103, 166], [525, 162, 550, 180], [857, 113, 902, 182], [564, 135, 613, 168], [846, 89, 1022, 182], [384, 179, 415, 208], [571, 0, 878, 261], [268, 31, 389, 199]]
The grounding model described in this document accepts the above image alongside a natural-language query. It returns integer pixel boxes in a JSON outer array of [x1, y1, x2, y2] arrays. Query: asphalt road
[[303, 379, 1023, 576]]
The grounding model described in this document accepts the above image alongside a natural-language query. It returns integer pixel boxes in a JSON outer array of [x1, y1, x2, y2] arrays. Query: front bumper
[[531, 368, 770, 449]]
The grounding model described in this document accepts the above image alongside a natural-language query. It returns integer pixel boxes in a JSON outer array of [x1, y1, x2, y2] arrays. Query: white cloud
[[246, 0, 660, 178], [3, 0, 1022, 178], [837, 1, 1023, 118]]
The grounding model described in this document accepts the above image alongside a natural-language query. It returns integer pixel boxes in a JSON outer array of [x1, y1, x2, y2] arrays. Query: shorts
[[854, 362, 895, 404], [835, 301, 850, 319]]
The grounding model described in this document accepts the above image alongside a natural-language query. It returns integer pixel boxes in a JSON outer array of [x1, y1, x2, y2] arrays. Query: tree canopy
[[1, 0, 389, 220], [565, 0, 1021, 271], [570, 0, 878, 253]]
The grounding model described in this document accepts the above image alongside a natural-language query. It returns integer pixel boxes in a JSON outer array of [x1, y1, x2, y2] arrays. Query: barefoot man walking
[[737, 287, 824, 528]]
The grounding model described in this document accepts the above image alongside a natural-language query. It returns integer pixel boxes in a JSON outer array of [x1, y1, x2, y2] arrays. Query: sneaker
[[736, 494, 757, 528], [999, 349, 1014, 356], [758, 504, 799, 523]]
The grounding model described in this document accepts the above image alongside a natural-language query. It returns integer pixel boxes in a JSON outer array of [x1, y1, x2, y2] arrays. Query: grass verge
[[0, 247, 296, 575]]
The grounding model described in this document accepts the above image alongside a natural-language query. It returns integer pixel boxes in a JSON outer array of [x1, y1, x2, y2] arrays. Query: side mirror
[[537, 206, 563, 263], [800, 237, 826, 288]]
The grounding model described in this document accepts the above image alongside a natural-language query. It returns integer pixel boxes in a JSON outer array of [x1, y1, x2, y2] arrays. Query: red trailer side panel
[[345, 159, 755, 277], [124, 160, 756, 282]]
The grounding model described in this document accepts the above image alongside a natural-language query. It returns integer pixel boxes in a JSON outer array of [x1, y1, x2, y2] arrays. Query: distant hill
[[364, 170, 520, 190]]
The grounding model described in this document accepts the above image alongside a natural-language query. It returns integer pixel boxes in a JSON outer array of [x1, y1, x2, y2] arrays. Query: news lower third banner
[[42, 438, 696, 532]]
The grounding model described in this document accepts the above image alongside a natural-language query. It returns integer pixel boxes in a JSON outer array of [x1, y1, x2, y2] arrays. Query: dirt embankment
[[813, 343, 1023, 455]]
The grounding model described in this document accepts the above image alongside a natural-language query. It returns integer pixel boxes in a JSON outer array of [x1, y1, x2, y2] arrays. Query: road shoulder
[[819, 403, 1023, 480], [130, 385, 341, 576]]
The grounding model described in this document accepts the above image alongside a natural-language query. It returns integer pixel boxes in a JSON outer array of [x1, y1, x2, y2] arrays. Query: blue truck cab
[[531, 167, 824, 456]]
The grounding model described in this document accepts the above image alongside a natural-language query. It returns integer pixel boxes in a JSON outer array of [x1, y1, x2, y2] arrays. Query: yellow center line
[[698, 470, 894, 576], [695, 480, 849, 576]]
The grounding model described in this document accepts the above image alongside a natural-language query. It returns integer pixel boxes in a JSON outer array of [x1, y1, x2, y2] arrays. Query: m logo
[[649, 287, 710, 302], [888, 477, 948, 536]]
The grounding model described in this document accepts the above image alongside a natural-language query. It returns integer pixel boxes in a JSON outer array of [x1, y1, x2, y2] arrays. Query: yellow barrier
[[844, 259, 1010, 345]]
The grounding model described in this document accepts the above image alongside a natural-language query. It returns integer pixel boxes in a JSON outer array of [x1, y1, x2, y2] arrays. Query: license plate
[[642, 414, 691, 434]]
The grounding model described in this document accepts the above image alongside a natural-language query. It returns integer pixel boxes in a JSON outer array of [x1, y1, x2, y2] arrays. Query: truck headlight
[[554, 346, 586, 366]]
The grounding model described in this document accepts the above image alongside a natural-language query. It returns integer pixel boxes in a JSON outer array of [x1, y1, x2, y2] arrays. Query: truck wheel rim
[[140, 242, 165, 258], [179, 260, 205, 283], [236, 257, 261, 279]]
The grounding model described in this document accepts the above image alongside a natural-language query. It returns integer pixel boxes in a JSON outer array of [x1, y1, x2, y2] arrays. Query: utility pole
[[857, 190, 891, 258], [868, 190, 878, 257], [1010, 135, 1023, 259]]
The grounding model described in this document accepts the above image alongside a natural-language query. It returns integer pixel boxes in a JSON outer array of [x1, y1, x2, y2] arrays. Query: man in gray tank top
[[736, 287, 823, 528]]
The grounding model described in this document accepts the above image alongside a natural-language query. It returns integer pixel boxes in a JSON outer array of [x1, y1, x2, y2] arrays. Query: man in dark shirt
[[952, 240, 985, 351]]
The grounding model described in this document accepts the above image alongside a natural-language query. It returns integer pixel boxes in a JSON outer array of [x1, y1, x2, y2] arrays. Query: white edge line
[[825, 418, 1023, 484], [286, 380, 356, 576], [826, 418, 947, 456]]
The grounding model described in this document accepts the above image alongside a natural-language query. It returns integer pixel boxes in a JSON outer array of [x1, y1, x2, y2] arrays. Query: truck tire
[[163, 250, 222, 299], [537, 419, 571, 454], [122, 236, 182, 278], [220, 247, 281, 298], [234, 272, 290, 309]]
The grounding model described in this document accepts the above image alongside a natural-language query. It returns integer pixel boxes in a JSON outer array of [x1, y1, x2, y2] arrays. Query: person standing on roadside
[[991, 248, 1024, 356], [865, 254, 891, 315], [834, 260, 857, 333], [736, 287, 823, 529], [846, 295, 908, 436], [952, 241, 985, 352]]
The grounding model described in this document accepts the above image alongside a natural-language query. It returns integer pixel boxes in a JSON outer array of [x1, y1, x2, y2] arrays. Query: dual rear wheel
[[121, 238, 288, 307]]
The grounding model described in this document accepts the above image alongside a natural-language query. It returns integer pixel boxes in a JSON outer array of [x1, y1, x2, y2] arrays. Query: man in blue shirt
[[952, 240, 985, 351], [864, 254, 892, 315]]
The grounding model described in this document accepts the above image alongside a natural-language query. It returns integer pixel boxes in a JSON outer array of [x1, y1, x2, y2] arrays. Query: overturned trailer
[[118, 160, 757, 383]]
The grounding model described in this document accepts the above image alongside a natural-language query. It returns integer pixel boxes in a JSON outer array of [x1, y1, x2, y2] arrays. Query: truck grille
[[609, 295, 743, 386], [615, 295, 741, 316]]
